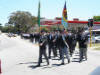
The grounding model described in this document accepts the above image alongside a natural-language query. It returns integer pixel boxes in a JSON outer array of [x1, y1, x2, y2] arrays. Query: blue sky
[[0, 0, 100, 25]]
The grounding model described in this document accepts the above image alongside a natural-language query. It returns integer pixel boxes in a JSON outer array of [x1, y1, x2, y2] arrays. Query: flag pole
[[66, 0, 68, 32], [89, 27, 92, 47], [38, 0, 41, 33], [39, 0, 40, 33], [62, 1, 68, 31]]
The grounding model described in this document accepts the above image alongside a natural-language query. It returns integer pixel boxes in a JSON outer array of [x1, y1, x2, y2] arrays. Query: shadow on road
[[52, 64, 62, 66], [29, 64, 51, 69], [19, 62, 38, 65], [28, 65, 39, 69], [52, 63, 68, 67]]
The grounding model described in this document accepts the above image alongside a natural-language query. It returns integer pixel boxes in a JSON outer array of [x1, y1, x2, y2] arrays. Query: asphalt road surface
[[0, 33, 100, 75]]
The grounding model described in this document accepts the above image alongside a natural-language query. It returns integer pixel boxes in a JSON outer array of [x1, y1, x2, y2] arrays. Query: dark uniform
[[71, 33, 77, 52], [30, 33, 34, 43], [67, 33, 77, 56], [37, 32, 49, 66], [66, 33, 72, 56], [56, 32, 62, 59], [60, 31, 70, 65], [47, 33, 57, 59], [77, 31, 88, 62]]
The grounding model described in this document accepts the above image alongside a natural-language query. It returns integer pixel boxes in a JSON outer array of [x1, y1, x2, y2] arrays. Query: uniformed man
[[77, 29, 88, 62], [67, 32, 77, 56], [30, 33, 34, 43], [71, 33, 77, 54], [56, 31, 62, 59], [60, 30, 70, 65], [47, 32, 57, 59], [37, 30, 49, 67]]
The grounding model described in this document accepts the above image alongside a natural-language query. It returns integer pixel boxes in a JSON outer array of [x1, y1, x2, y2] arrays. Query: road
[[0, 33, 100, 75]]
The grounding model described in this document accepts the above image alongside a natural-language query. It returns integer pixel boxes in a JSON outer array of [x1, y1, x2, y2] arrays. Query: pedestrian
[[56, 31, 62, 59], [60, 30, 70, 65], [47, 32, 57, 59], [30, 33, 34, 43], [77, 29, 88, 62], [67, 31, 73, 56], [67, 32, 77, 56], [36, 30, 49, 67]]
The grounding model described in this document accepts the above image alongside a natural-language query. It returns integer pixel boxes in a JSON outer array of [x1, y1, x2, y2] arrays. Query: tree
[[8, 11, 37, 34], [1, 23, 15, 33], [93, 16, 100, 22], [0, 23, 2, 31]]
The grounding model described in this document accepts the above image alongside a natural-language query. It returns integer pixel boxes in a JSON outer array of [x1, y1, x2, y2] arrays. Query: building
[[40, 18, 100, 30]]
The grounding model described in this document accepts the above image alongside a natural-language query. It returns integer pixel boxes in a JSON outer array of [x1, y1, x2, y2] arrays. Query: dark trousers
[[30, 38, 33, 43], [58, 46, 62, 59], [69, 48, 73, 56], [79, 48, 87, 61], [61, 46, 70, 63], [38, 48, 49, 65], [48, 44, 57, 58], [56, 45, 62, 59]]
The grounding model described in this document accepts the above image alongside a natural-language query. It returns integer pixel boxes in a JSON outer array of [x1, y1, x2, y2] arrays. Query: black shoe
[[47, 62, 49, 65], [68, 59, 70, 63], [36, 64, 40, 67], [85, 57, 87, 61], [79, 60, 82, 63], [54, 56, 57, 58], [60, 57, 62, 60], [48, 57, 51, 59], [70, 53, 72, 57], [61, 63, 65, 65], [40, 61, 42, 63]]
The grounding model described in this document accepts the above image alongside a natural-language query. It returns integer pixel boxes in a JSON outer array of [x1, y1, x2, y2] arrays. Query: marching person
[[67, 31, 77, 56], [60, 30, 70, 65], [30, 33, 34, 43], [47, 32, 57, 59], [47, 32, 53, 59], [37, 30, 49, 67], [71, 33, 77, 54], [77, 29, 88, 62], [67, 31, 73, 56], [56, 30, 62, 59]]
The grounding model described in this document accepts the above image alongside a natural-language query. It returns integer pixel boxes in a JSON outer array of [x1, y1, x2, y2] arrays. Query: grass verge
[[94, 47, 100, 50]]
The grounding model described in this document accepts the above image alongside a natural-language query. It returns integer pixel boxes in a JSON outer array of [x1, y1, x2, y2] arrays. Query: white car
[[88, 36, 96, 43], [95, 36, 100, 43], [8, 33, 17, 37], [0, 30, 2, 34]]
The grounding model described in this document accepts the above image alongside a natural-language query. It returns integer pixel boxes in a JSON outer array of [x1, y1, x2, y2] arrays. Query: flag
[[37, 1, 40, 27], [62, 2, 68, 29]]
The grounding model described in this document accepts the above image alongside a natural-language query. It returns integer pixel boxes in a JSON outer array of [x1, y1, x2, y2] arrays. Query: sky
[[0, 0, 100, 25]]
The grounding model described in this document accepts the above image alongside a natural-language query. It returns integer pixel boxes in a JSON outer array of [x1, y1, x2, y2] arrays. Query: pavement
[[0, 33, 100, 75]]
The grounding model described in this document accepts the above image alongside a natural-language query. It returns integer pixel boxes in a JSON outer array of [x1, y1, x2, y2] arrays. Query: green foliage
[[1, 23, 16, 33], [95, 47, 100, 50], [50, 26, 57, 31], [93, 16, 100, 22], [8, 11, 37, 34], [0, 23, 3, 31], [41, 27, 48, 32], [77, 27, 84, 32]]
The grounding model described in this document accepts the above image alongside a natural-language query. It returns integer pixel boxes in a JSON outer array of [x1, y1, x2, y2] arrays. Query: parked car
[[0, 30, 2, 34], [88, 35, 96, 43], [88, 35, 100, 43], [8, 33, 17, 37], [21, 33, 30, 39], [95, 36, 100, 43]]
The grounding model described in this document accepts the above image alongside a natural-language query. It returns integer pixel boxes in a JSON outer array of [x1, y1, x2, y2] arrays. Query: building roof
[[40, 18, 100, 26]]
